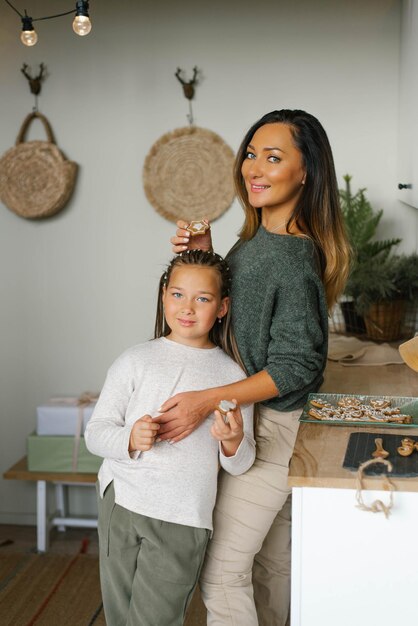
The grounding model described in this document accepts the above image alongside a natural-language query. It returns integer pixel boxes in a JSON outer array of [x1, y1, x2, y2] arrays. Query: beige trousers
[[200, 405, 301, 626]]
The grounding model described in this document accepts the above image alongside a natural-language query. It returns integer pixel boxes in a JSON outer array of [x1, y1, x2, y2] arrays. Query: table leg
[[37, 480, 48, 553], [55, 483, 66, 532]]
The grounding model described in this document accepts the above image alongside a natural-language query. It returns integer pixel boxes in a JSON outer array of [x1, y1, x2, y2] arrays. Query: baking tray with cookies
[[299, 393, 418, 428]]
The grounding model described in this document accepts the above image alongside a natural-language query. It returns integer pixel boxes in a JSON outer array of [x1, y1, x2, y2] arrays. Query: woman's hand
[[211, 400, 244, 457], [154, 389, 216, 442], [129, 415, 160, 452], [170, 219, 213, 254]]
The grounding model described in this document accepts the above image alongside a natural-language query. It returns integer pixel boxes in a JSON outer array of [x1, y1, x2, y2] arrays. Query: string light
[[73, 1, 91, 36], [4, 1, 92, 46], [20, 15, 37, 46]]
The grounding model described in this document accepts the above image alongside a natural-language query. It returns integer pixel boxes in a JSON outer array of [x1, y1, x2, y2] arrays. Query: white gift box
[[36, 395, 98, 436]]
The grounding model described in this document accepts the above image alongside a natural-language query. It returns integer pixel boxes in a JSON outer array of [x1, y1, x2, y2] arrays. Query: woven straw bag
[[0, 112, 77, 219]]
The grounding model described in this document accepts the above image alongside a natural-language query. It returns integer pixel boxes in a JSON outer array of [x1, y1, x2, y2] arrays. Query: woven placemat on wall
[[143, 126, 235, 223]]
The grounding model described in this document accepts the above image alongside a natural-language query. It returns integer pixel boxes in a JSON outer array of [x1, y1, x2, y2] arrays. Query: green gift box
[[27, 432, 102, 473]]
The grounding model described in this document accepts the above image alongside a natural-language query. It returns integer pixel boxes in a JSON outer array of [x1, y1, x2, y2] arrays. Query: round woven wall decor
[[143, 126, 235, 223]]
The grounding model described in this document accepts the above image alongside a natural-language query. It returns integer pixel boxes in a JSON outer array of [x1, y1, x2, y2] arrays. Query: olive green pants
[[97, 482, 210, 626]]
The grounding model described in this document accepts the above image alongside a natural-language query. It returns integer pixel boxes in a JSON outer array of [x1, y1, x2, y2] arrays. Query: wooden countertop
[[288, 359, 418, 492]]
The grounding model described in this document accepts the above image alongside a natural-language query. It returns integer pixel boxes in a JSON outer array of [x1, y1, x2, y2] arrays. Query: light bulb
[[72, 14, 92, 36], [21, 16, 37, 46], [20, 28, 38, 46]]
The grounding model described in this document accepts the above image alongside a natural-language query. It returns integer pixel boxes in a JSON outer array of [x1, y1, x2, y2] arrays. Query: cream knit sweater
[[85, 338, 255, 530]]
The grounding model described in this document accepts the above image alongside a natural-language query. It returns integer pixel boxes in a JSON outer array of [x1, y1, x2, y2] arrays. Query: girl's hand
[[155, 389, 216, 442], [170, 219, 213, 254], [129, 415, 160, 452], [211, 400, 244, 457]]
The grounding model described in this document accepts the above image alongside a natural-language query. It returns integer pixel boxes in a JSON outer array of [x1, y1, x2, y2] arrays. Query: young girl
[[85, 250, 255, 626], [164, 109, 351, 625]]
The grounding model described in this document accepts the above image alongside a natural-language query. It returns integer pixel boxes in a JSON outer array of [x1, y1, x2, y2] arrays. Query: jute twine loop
[[355, 458, 396, 519], [143, 126, 235, 223], [0, 112, 77, 219]]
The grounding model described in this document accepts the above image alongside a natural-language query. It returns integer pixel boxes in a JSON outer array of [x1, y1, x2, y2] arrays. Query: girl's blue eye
[[268, 155, 280, 163], [197, 296, 209, 302], [245, 151, 256, 160], [172, 292, 182, 298]]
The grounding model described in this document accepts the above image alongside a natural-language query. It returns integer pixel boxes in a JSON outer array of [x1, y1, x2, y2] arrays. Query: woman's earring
[[217, 317, 222, 324]]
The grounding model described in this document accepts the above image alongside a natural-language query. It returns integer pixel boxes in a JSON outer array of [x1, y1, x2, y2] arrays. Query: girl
[[85, 250, 255, 626], [160, 109, 351, 625]]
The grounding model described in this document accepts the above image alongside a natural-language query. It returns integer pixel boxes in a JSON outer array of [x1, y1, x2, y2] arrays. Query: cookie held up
[[186, 220, 210, 236]]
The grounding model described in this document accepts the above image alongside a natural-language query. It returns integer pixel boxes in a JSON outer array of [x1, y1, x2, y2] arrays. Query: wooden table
[[288, 360, 418, 626], [3, 457, 97, 552]]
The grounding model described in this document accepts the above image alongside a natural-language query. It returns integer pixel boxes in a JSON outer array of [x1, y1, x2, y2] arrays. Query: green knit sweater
[[227, 226, 328, 412]]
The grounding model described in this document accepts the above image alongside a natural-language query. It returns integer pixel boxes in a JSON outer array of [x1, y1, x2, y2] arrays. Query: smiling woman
[[165, 109, 352, 626], [241, 123, 306, 232]]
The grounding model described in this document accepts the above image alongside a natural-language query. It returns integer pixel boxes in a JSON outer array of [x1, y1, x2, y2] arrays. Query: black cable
[[4, 0, 23, 18], [4, 1, 76, 23], [34, 11, 75, 22]]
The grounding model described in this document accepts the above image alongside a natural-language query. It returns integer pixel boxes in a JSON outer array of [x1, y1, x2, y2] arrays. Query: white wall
[[0, 0, 414, 524]]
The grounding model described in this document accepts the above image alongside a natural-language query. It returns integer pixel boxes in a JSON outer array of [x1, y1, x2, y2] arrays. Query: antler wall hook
[[21, 63, 46, 96], [175, 66, 199, 100]]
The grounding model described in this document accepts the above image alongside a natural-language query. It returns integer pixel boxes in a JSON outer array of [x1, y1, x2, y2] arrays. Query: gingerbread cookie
[[344, 409, 364, 420], [216, 400, 237, 423], [397, 438, 415, 456], [370, 398, 391, 410], [308, 408, 325, 420], [381, 406, 401, 416], [364, 410, 388, 422], [388, 414, 412, 424], [186, 220, 209, 236], [310, 398, 333, 409], [337, 396, 361, 409]]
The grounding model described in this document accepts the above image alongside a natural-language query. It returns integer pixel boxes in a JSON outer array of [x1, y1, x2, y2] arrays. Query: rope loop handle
[[16, 112, 56, 145], [355, 458, 396, 519]]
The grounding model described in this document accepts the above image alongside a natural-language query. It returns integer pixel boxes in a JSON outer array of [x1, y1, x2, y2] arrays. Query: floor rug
[[0, 550, 206, 625], [0, 552, 105, 626]]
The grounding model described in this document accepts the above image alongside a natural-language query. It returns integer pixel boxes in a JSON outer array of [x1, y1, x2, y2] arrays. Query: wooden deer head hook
[[175, 66, 199, 100], [21, 63, 46, 96]]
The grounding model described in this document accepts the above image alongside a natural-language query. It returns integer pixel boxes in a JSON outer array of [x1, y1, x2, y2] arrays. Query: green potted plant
[[348, 253, 418, 341], [339, 175, 402, 333]]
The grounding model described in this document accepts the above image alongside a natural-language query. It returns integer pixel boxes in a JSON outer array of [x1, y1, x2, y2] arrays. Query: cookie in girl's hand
[[217, 400, 237, 423]]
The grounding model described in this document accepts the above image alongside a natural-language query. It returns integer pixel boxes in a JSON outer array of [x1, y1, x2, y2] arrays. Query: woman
[[155, 109, 351, 625]]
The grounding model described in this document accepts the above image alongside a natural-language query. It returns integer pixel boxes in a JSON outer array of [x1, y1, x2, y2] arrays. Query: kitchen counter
[[289, 358, 418, 626], [289, 357, 418, 491]]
